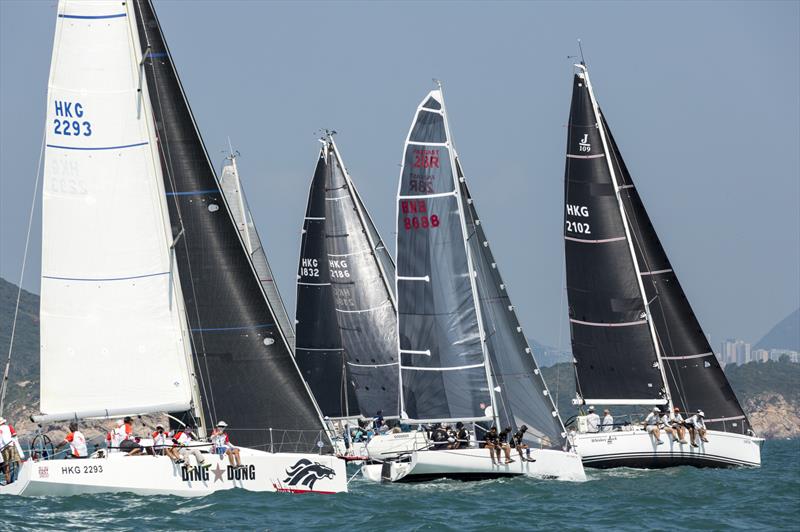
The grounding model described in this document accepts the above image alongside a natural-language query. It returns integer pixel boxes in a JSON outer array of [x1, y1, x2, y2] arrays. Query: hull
[[571, 429, 762, 469], [0, 447, 347, 497], [361, 447, 586, 483]]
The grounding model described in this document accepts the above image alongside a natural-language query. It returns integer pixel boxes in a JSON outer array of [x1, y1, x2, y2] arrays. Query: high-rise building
[[719, 339, 752, 366]]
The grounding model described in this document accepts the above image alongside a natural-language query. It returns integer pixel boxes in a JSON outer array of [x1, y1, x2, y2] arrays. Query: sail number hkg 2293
[[52, 100, 92, 137]]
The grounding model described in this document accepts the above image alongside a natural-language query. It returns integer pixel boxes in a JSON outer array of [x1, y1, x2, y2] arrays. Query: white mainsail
[[38, 0, 195, 421]]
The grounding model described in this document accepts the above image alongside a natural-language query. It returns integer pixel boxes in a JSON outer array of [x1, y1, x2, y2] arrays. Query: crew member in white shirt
[[685, 410, 709, 447], [585, 406, 601, 433], [644, 407, 664, 445], [57, 422, 88, 458], [601, 409, 614, 432]]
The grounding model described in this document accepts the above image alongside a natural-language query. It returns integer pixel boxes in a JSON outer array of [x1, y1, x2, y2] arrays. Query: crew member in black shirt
[[511, 424, 535, 462]]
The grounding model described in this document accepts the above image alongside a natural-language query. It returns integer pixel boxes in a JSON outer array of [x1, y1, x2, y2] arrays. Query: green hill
[[0, 277, 40, 417]]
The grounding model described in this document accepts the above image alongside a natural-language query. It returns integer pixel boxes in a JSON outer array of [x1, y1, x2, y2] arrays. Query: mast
[[578, 64, 673, 410], [225, 143, 252, 253], [437, 83, 500, 428]]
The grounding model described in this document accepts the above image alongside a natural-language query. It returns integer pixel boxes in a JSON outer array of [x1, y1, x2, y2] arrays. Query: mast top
[[224, 136, 239, 162]]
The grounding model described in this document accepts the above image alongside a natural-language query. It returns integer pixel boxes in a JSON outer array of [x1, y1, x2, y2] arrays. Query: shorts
[[645, 425, 657, 433], [2, 445, 20, 464]]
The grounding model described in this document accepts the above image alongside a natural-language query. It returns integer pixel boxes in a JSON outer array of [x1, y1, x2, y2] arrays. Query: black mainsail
[[564, 64, 750, 434], [295, 149, 359, 418], [134, 0, 327, 449]]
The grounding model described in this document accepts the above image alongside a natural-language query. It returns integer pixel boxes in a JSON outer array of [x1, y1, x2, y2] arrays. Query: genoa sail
[[219, 155, 295, 351], [458, 160, 566, 449], [326, 137, 400, 419], [604, 116, 751, 433], [134, 0, 326, 448], [396, 90, 492, 423], [563, 70, 665, 404], [295, 148, 359, 418], [39, 0, 195, 422]]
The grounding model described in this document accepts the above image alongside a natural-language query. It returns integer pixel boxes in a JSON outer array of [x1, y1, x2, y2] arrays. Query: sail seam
[[398, 191, 456, 200], [327, 249, 371, 258], [406, 141, 448, 147], [58, 13, 126, 20], [566, 153, 605, 159], [347, 361, 399, 368], [190, 323, 274, 333], [296, 347, 344, 352], [661, 352, 713, 360], [570, 318, 648, 328], [397, 275, 430, 282], [640, 269, 673, 276], [297, 282, 331, 286], [565, 236, 626, 244], [401, 363, 485, 372], [335, 301, 391, 314], [46, 141, 148, 151], [42, 271, 169, 282]]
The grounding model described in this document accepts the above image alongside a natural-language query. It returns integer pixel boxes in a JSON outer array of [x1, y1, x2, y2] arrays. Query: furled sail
[[134, 0, 326, 448], [38, 0, 195, 422], [295, 149, 359, 418], [396, 90, 491, 423], [325, 138, 399, 419], [219, 155, 295, 351], [458, 161, 566, 449], [604, 116, 750, 433], [563, 70, 665, 404]]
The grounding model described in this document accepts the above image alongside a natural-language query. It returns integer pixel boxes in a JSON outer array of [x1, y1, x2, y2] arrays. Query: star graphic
[[212, 463, 225, 483]]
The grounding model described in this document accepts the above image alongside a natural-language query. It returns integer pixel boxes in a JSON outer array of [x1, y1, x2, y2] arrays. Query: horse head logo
[[282, 458, 336, 490]]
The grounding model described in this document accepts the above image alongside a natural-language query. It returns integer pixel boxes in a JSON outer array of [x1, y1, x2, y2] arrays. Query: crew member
[[172, 427, 210, 472], [211, 421, 242, 468], [511, 424, 534, 462], [118, 416, 142, 456], [586, 406, 601, 433], [685, 410, 709, 447], [664, 407, 687, 444], [484, 426, 499, 464], [450, 422, 468, 449], [601, 409, 614, 432], [496, 426, 514, 464], [644, 407, 664, 445], [431, 423, 449, 450], [152, 424, 170, 455], [0, 417, 21, 484], [57, 422, 88, 458]]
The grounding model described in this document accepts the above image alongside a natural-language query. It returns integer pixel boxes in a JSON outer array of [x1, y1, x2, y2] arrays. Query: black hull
[[583, 452, 759, 469]]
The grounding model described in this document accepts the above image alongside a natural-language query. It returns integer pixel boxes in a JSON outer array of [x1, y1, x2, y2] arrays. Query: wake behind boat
[[0, 0, 345, 497], [360, 86, 585, 483], [561, 62, 762, 468]]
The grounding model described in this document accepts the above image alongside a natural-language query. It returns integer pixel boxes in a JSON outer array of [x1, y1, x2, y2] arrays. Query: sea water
[[2, 439, 797, 531]]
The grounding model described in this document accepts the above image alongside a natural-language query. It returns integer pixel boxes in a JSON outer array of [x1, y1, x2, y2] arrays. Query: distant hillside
[[0, 277, 40, 419], [755, 308, 800, 351], [542, 359, 800, 439]]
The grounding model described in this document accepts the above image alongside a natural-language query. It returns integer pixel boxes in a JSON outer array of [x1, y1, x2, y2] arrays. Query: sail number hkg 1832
[[401, 199, 439, 231]]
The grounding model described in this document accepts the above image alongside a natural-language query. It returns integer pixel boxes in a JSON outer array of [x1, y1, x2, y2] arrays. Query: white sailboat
[[0, 0, 345, 496], [562, 63, 762, 468], [361, 86, 585, 482]]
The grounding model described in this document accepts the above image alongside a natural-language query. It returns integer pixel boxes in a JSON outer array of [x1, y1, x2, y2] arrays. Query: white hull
[[571, 428, 762, 469], [361, 447, 585, 483], [0, 448, 347, 497]]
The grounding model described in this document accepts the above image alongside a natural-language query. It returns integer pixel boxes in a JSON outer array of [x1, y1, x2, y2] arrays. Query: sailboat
[[0, 0, 345, 496], [361, 87, 586, 482], [563, 62, 762, 468], [295, 134, 400, 455]]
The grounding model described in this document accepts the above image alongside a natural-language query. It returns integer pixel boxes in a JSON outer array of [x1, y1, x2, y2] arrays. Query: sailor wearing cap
[[586, 406, 601, 433], [152, 423, 170, 455], [644, 407, 664, 445], [601, 409, 614, 433], [212, 421, 243, 469], [685, 410, 709, 447]]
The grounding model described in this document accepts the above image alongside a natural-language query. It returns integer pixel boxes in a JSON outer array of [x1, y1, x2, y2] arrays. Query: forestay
[[563, 71, 665, 404], [295, 149, 359, 418], [325, 138, 399, 419], [396, 91, 491, 423], [39, 0, 194, 421]]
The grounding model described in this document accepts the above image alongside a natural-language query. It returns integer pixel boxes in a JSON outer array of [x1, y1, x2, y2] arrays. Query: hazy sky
[[1, 0, 798, 348]]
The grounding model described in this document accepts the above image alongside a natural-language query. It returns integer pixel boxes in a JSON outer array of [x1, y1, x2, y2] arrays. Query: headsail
[[38, 0, 195, 422], [604, 115, 750, 433], [219, 153, 296, 351], [458, 160, 566, 449], [326, 137, 400, 419], [563, 69, 666, 405], [295, 149, 359, 418], [134, 0, 326, 448], [396, 90, 492, 423]]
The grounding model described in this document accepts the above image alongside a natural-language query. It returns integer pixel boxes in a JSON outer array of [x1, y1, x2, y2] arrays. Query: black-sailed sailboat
[[295, 134, 400, 423], [361, 86, 585, 482], [564, 62, 762, 468], [1, 0, 346, 496]]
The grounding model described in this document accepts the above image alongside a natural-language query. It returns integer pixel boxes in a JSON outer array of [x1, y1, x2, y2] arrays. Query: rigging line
[[134, 4, 216, 425], [0, 124, 46, 417]]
